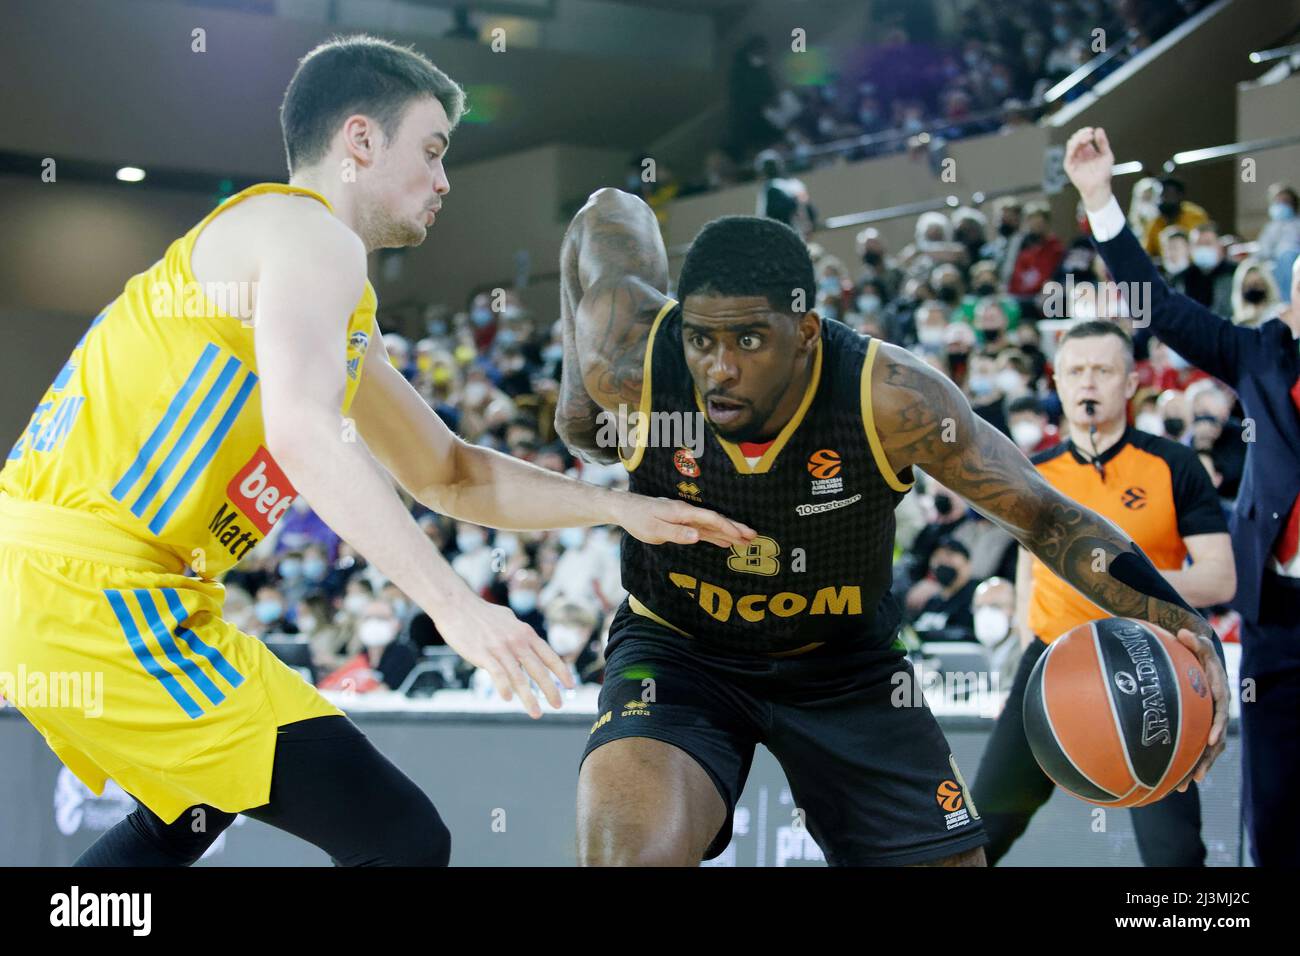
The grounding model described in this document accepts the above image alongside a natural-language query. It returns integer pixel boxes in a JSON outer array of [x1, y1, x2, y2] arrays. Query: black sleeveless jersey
[[618, 301, 914, 656]]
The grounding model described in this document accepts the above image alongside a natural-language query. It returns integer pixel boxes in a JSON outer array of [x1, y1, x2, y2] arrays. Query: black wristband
[[1109, 550, 1225, 666]]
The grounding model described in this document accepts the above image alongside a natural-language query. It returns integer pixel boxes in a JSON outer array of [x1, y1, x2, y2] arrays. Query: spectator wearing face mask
[[929, 263, 966, 311], [539, 525, 625, 617], [854, 227, 904, 300], [361, 599, 418, 690], [296, 593, 353, 673], [1127, 176, 1162, 241], [320, 599, 417, 694], [754, 150, 817, 238], [910, 299, 949, 353], [451, 521, 495, 596], [1187, 383, 1245, 501], [1007, 396, 1058, 456], [1173, 223, 1234, 317], [223, 584, 255, 636], [296, 542, 344, 598], [273, 496, 340, 560], [1157, 227, 1190, 280], [1007, 203, 1063, 296], [1143, 177, 1208, 256], [542, 599, 602, 685], [1255, 183, 1300, 280], [960, 262, 1021, 327], [467, 292, 499, 350], [506, 568, 547, 639], [951, 207, 989, 267], [970, 577, 1024, 692], [969, 296, 1015, 351], [251, 585, 298, 639], [340, 575, 374, 616], [1156, 388, 1190, 444], [987, 198, 1024, 281], [1231, 259, 1281, 328], [907, 539, 977, 642], [901, 477, 1013, 588], [901, 211, 966, 269], [965, 351, 1010, 438]]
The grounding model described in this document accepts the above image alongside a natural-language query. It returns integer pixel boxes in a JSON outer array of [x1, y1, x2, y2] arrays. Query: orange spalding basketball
[[1023, 618, 1212, 807]]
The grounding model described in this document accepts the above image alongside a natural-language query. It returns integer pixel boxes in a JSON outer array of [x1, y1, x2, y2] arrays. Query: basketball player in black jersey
[[555, 188, 1229, 867]]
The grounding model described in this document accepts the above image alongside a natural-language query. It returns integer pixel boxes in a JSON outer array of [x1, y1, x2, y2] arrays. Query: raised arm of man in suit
[[1062, 126, 1300, 387]]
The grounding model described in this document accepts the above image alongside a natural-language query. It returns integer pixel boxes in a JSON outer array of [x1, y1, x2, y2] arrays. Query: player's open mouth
[[706, 395, 746, 425]]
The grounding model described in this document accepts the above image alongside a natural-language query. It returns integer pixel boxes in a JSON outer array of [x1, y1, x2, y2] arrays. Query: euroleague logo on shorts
[[673, 448, 700, 477], [936, 779, 965, 813], [807, 448, 843, 496]]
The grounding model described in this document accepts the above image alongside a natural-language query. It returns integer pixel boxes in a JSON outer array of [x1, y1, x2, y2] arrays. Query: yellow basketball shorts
[[0, 496, 341, 824]]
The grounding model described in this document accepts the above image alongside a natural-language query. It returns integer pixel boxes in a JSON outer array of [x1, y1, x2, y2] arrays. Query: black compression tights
[[74, 715, 451, 867]]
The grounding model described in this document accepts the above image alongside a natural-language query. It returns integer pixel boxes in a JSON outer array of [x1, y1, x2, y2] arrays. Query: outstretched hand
[[619, 494, 756, 550], [1063, 126, 1117, 212]]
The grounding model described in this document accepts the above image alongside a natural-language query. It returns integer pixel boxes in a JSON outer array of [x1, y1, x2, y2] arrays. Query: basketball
[[1023, 618, 1212, 808]]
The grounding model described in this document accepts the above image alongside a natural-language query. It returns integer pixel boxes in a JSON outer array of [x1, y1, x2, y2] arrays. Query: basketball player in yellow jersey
[[0, 35, 752, 867]]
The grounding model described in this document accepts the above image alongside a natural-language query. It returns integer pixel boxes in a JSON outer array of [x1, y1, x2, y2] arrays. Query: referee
[[972, 321, 1235, 865]]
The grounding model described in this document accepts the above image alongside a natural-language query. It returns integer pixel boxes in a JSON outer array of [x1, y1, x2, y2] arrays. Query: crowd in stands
[[706, 0, 1211, 197]]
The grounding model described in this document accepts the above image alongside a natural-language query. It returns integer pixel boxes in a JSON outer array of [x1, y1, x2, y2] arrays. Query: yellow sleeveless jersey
[[0, 183, 377, 580]]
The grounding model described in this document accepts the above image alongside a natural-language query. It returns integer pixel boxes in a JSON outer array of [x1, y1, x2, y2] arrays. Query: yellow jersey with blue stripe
[[0, 183, 376, 578], [0, 183, 367, 821]]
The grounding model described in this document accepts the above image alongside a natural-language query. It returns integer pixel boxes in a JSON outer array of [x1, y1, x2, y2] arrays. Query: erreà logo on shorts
[[207, 446, 297, 561], [50, 885, 151, 936]]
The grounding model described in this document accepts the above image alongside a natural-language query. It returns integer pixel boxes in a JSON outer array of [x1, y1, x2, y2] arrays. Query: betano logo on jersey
[[666, 572, 861, 624], [207, 446, 297, 561]]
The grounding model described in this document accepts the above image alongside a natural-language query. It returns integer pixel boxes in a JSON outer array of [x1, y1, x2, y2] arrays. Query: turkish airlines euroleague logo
[[807, 448, 844, 496], [227, 446, 297, 535], [807, 449, 841, 479], [936, 780, 965, 813]]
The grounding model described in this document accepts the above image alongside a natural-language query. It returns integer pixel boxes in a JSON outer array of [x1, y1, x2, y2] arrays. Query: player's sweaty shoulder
[[868, 340, 971, 470]]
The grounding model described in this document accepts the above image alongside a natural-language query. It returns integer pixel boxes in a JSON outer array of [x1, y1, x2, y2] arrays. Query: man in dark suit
[[1065, 126, 1300, 866]]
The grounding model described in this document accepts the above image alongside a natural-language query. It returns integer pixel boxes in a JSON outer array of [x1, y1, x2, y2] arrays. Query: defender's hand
[[619, 495, 755, 550], [1063, 126, 1117, 212], [434, 599, 574, 718]]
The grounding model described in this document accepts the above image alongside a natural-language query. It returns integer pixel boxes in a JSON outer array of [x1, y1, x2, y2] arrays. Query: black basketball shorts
[[581, 602, 988, 865]]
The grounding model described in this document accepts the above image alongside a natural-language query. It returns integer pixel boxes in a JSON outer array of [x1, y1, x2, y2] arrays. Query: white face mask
[[343, 594, 369, 616], [1010, 420, 1043, 451], [359, 618, 398, 648], [918, 326, 945, 348], [456, 530, 486, 553], [297, 614, 318, 635], [996, 369, 1026, 397], [548, 624, 589, 656], [1135, 411, 1164, 435], [973, 606, 1011, 646], [558, 527, 586, 550]]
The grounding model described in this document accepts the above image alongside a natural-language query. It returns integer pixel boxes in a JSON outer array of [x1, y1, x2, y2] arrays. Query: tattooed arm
[[555, 188, 670, 462], [873, 343, 1228, 784]]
